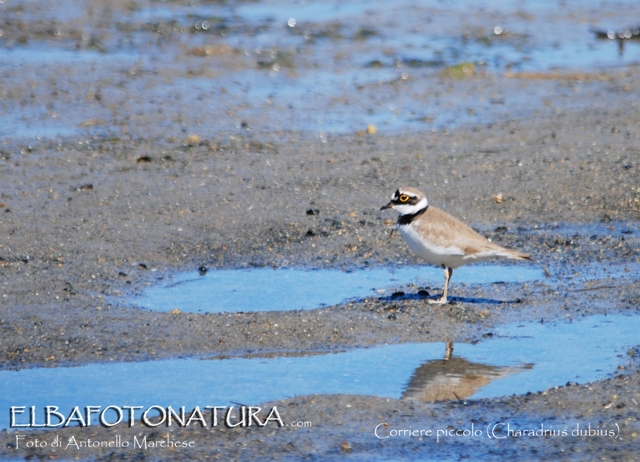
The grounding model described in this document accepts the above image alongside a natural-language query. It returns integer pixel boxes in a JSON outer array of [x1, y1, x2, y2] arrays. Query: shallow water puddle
[[3, 0, 640, 141], [2, 315, 638, 430], [130, 0, 640, 72], [131, 265, 543, 313]]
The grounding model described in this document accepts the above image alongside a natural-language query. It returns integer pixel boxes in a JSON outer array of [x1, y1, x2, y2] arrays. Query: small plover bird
[[381, 187, 532, 304]]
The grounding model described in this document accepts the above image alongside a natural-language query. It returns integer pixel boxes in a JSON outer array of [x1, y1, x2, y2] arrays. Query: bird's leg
[[429, 265, 453, 304], [444, 266, 453, 301]]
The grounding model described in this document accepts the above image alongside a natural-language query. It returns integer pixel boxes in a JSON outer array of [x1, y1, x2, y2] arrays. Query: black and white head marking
[[381, 187, 429, 224]]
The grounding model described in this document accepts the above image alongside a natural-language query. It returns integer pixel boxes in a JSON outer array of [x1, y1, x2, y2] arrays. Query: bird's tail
[[501, 249, 533, 262]]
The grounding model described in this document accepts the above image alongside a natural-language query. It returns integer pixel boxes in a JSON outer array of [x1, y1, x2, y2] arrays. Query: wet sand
[[1, 0, 640, 460]]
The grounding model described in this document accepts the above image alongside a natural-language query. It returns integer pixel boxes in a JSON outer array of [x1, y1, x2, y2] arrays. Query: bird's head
[[380, 187, 428, 215]]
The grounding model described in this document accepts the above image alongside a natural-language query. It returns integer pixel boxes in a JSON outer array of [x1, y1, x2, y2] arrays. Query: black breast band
[[397, 206, 428, 226]]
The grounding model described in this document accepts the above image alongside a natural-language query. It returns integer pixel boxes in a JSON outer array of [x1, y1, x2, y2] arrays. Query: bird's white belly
[[398, 224, 466, 268]]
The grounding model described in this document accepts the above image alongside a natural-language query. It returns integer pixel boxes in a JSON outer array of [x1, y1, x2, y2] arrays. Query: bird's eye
[[398, 194, 410, 203]]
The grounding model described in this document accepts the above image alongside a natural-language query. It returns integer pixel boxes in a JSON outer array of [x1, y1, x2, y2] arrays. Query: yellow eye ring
[[398, 194, 409, 203]]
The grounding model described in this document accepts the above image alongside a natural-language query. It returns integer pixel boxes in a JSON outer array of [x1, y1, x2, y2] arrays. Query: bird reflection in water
[[401, 341, 532, 402]]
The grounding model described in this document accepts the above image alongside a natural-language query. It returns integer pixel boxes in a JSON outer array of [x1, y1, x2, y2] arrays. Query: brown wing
[[415, 206, 530, 259]]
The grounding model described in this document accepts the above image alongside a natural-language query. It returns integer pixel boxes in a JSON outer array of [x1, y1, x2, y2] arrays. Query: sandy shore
[[1, 0, 640, 459], [2, 85, 640, 458]]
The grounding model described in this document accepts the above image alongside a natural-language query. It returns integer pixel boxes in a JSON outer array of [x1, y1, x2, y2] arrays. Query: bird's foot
[[428, 296, 448, 305]]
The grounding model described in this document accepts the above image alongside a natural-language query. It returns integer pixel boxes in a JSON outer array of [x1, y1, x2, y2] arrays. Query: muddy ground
[[1, 0, 640, 460]]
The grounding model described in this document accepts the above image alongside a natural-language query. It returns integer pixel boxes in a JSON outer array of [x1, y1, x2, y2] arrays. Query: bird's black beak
[[380, 202, 393, 211]]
